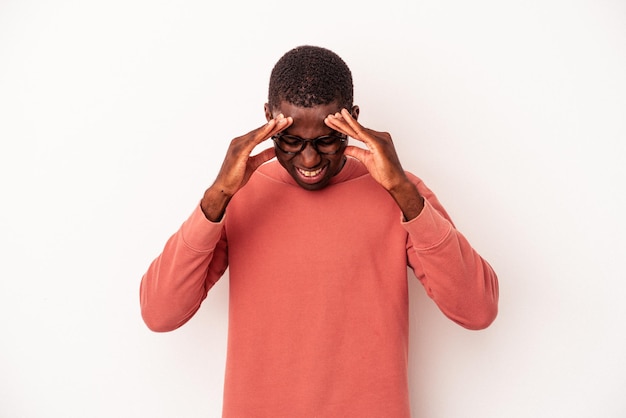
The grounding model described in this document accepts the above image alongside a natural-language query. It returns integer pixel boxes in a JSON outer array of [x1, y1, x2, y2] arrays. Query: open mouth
[[298, 167, 323, 177], [296, 166, 326, 183]]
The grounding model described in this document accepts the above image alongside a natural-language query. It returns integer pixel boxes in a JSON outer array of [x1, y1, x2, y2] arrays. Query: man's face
[[265, 100, 356, 191]]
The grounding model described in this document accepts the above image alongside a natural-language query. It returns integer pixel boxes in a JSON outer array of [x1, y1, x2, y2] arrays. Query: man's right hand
[[200, 114, 292, 221]]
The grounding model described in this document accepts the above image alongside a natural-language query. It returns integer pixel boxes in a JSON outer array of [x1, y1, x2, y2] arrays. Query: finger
[[248, 147, 277, 170], [342, 145, 370, 162], [268, 115, 293, 137], [326, 112, 375, 149], [259, 115, 293, 145], [339, 108, 367, 138], [246, 115, 292, 151], [325, 114, 358, 138], [338, 108, 387, 150]]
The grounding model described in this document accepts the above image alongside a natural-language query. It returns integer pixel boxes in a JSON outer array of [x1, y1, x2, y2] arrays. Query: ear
[[264, 103, 273, 122], [350, 105, 360, 121]]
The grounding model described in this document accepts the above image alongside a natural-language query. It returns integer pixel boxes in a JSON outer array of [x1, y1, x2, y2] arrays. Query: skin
[[326, 107, 425, 220], [265, 101, 355, 191], [200, 101, 424, 222]]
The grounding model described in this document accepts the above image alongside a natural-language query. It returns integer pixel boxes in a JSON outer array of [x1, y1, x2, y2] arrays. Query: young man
[[140, 45, 498, 416]]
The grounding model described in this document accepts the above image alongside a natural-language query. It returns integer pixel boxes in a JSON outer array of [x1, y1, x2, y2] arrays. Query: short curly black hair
[[268, 45, 353, 111]]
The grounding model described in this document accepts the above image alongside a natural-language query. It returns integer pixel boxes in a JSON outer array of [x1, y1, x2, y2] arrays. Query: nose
[[299, 142, 321, 168]]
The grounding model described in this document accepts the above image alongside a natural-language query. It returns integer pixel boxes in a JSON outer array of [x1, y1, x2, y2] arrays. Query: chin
[[293, 176, 332, 191]]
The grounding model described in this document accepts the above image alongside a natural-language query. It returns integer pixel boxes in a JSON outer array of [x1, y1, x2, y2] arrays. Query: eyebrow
[[280, 130, 341, 138]]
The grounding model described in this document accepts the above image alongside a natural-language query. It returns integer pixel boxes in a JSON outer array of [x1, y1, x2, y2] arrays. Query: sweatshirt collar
[[262, 156, 368, 188]]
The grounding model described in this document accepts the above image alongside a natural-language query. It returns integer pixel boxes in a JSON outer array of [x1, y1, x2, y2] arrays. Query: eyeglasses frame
[[272, 132, 348, 155]]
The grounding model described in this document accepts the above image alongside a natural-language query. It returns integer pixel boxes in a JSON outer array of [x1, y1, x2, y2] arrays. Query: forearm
[[387, 178, 425, 221], [405, 182, 499, 329], [411, 219, 499, 330], [200, 184, 233, 222], [140, 205, 227, 331]]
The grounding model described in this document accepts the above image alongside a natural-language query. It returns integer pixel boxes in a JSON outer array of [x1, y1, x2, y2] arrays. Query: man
[[140, 45, 498, 417]]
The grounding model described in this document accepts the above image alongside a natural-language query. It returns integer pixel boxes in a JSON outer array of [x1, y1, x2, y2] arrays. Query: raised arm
[[140, 115, 293, 331], [325, 108, 424, 221], [140, 207, 228, 332], [201, 114, 292, 221], [325, 109, 498, 329], [406, 178, 498, 329]]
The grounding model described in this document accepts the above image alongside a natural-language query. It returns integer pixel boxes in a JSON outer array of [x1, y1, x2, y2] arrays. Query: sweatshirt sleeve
[[404, 177, 499, 330], [139, 204, 229, 332]]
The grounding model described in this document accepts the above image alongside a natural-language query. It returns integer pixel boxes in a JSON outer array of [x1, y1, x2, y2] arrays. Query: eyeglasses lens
[[276, 135, 345, 155]]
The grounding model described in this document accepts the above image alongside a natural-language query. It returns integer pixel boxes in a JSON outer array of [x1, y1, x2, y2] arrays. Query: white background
[[1, 0, 625, 417]]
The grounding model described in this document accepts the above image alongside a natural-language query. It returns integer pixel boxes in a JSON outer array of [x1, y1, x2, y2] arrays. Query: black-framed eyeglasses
[[272, 132, 348, 155]]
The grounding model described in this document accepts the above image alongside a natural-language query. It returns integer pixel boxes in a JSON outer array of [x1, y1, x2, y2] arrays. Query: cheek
[[327, 155, 347, 175], [330, 153, 346, 166], [275, 153, 293, 170]]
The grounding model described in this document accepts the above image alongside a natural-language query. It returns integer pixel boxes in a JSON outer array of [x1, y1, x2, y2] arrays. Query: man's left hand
[[325, 109, 424, 220]]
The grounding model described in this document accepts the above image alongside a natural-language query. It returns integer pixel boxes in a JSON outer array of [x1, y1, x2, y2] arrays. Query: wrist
[[387, 180, 424, 221], [200, 185, 233, 222]]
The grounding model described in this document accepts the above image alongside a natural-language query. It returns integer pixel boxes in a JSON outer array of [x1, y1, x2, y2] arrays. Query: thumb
[[249, 147, 276, 170], [343, 145, 369, 162]]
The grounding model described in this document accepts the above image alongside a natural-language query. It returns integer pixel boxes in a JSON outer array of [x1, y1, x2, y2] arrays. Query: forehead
[[274, 100, 341, 123]]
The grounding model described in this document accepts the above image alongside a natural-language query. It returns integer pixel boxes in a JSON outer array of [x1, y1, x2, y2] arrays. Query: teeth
[[299, 167, 323, 177]]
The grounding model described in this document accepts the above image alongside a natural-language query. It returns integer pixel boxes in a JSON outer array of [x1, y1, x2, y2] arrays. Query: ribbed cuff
[[179, 203, 226, 252], [402, 199, 452, 250]]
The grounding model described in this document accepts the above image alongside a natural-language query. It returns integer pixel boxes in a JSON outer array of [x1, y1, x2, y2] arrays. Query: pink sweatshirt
[[140, 157, 498, 417]]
